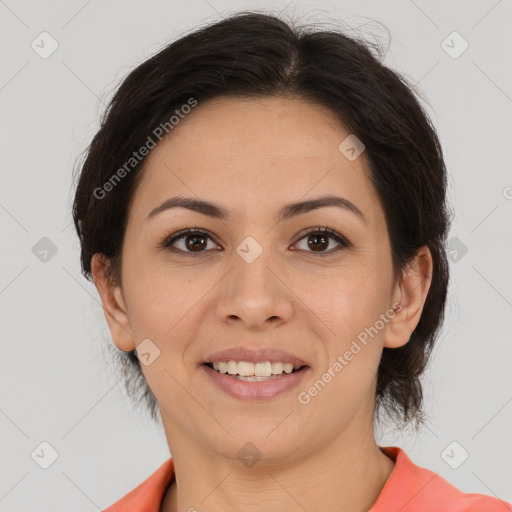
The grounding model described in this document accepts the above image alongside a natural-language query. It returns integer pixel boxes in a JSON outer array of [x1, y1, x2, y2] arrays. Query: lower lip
[[201, 364, 310, 401]]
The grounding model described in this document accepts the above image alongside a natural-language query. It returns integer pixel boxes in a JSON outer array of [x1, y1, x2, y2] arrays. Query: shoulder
[[102, 457, 175, 512], [455, 493, 512, 512], [372, 446, 511, 512]]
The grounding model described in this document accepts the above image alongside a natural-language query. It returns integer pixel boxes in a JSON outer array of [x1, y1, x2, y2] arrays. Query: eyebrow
[[146, 194, 366, 224]]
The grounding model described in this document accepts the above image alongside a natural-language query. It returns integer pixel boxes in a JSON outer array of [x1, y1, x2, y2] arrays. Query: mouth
[[202, 361, 309, 381], [201, 361, 310, 400]]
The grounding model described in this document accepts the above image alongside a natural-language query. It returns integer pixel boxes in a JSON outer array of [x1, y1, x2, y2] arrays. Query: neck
[[160, 422, 395, 512]]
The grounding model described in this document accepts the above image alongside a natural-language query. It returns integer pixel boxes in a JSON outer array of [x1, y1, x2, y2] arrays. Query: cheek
[[299, 277, 387, 418], [298, 264, 391, 397], [120, 233, 200, 332], [298, 262, 386, 333]]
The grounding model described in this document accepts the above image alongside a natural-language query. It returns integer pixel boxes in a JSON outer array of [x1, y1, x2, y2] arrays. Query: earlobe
[[90, 253, 136, 352], [384, 246, 433, 349]]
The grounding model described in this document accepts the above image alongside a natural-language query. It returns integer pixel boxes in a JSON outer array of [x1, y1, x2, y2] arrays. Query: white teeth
[[234, 375, 279, 381], [209, 360, 301, 376], [255, 362, 272, 377], [283, 363, 294, 374], [227, 361, 239, 375], [271, 362, 283, 374], [237, 361, 254, 376]]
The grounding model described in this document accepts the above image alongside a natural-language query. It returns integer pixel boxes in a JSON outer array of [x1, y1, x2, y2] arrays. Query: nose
[[215, 248, 294, 330]]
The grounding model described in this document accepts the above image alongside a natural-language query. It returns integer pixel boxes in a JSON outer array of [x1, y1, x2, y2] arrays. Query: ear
[[90, 253, 136, 352], [384, 246, 433, 349]]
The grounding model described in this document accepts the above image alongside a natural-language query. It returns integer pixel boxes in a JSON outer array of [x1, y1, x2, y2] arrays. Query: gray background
[[1, 0, 511, 510]]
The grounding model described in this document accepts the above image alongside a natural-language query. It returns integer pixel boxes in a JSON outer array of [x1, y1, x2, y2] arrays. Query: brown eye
[[161, 226, 350, 257], [162, 228, 219, 254], [306, 232, 330, 251], [293, 227, 349, 257], [183, 233, 208, 252]]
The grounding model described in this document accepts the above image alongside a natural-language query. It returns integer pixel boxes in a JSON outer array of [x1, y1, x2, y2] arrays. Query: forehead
[[157, 95, 353, 162], [130, 96, 383, 227]]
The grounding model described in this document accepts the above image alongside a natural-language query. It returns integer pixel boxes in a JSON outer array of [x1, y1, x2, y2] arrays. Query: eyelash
[[159, 225, 351, 258]]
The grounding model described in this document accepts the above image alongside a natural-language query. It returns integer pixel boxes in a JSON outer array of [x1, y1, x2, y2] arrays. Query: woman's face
[[95, 96, 427, 462]]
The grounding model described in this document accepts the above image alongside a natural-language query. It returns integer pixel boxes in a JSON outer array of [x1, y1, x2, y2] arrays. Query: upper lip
[[203, 347, 309, 367]]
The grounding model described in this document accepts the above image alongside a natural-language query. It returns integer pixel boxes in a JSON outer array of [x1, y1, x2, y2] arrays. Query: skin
[[92, 96, 433, 512]]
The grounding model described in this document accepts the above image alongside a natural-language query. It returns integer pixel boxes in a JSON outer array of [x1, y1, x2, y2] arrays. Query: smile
[[202, 362, 310, 400]]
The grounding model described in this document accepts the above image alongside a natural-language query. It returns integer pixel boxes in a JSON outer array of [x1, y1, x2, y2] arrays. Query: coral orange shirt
[[102, 446, 511, 511]]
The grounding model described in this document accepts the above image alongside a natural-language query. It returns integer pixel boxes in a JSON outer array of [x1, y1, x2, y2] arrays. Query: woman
[[72, 11, 511, 512]]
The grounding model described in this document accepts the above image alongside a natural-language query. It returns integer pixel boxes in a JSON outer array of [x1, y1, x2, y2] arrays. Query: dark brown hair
[[72, 11, 451, 432]]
